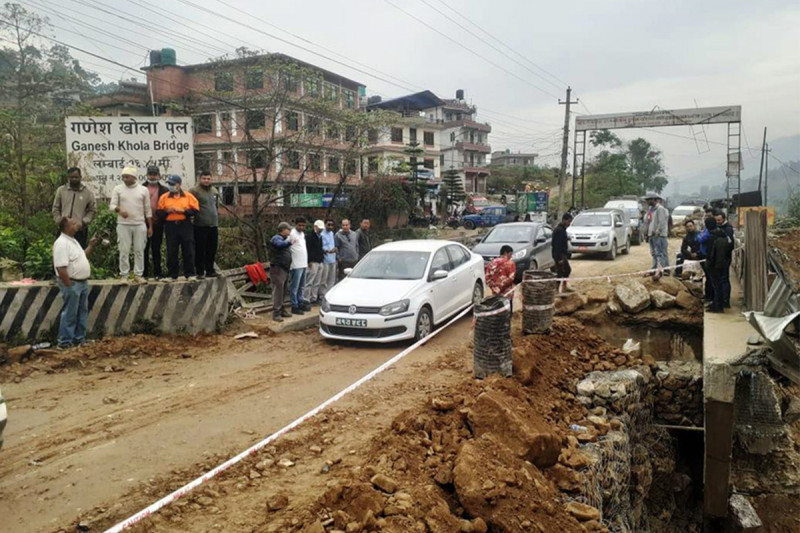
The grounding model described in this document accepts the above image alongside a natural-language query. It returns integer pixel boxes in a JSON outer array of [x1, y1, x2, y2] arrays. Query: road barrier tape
[[103, 304, 475, 533], [473, 300, 511, 318], [520, 259, 707, 284], [523, 303, 554, 311]]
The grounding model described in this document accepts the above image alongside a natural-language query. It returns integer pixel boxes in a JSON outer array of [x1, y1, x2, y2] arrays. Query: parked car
[[461, 205, 515, 230], [472, 222, 555, 281], [671, 205, 704, 226], [567, 208, 631, 260], [0, 386, 6, 450], [320, 240, 485, 343], [604, 197, 645, 245]]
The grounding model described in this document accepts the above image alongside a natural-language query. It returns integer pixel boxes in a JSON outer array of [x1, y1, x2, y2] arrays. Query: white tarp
[[575, 106, 741, 131], [66, 116, 195, 197]]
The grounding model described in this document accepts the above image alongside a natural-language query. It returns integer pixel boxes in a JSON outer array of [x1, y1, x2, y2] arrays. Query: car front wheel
[[414, 306, 433, 341], [471, 281, 484, 308], [607, 240, 617, 260], [463, 220, 476, 230]]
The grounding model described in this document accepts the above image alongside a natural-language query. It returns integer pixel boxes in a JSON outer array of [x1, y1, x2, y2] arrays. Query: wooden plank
[[236, 282, 255, 294], [241, 291, 271, 300]]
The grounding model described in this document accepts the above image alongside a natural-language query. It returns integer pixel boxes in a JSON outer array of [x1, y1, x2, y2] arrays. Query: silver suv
[[567, 208, 631, 260]]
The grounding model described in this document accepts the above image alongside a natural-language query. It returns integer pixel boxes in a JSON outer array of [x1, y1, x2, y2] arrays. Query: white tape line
[[103, 304, 475, 533], [523, 303, 554, 311], [473, 301, 511, 318], [520, 259, 708, 284]]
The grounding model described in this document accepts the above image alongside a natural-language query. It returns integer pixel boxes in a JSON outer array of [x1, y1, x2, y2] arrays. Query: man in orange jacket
[[157, 175, 199, 281]]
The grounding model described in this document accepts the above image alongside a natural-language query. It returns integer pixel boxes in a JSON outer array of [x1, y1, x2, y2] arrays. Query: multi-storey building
[[491, 150, 538, 167], [365, 90, 491, 193], [85, 80, 151, 117]]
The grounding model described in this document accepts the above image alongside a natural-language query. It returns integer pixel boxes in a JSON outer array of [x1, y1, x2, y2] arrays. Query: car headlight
[[320, 298, 330, 313], [512, 249, 527, 260], [379, 299, 410, 316]]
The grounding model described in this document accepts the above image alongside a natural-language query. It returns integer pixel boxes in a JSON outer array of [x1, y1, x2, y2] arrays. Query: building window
[[409, 128, 417, 143], [424, 131, 434, 146], [287, 150, 300, 170], [344, 125, 357, 142], [344, 90, 355, 109], [214, 72, 233, 92], [305, 76, 321, 97], [326, 83, 339, 103], [282, 71, 298, 92], [194, 114, 213, 134], [390, 127, 403, 143], [368, 156, 378, 173], [285, 111, 299, 131], [326, 122, 340, 140], [195, 152, 213, 173], [440, 155, 445, 167], [306, 116, 322, 135], [309, 153, 321, 171], [245, 69, 264, 90], [345, 159, 356, 176], [219, 151, 233, 174], [222, 186, 234, 206], [328, 156, 340, 173], [450, 132, 456, 142], [245, 110, 266, 131], [248, 150, 265, 169], [423, 159, 434, 170], [367, 128, 378, 144]]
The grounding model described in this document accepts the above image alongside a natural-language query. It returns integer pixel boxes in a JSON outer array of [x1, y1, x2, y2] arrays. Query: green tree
[[400, 141, 426, 214], [346, 176, 409, 228], [440, 167, 464, 216]]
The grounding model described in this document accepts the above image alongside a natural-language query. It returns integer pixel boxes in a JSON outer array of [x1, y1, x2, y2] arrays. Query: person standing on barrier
[[697, 209, 715, 302], [485, 245, 516, 306], [643, 193, 670, 280], [305, 220, 325, 305], [335, 219, 359, 281], [190, 170, 220, 278], [320, 219, 337, 299], [268, 222, 293, 322], [144, 166, 169, 279], [705, 217, 731, 313], [157, 175, 199, 281], [715, 210, 735, 309], [552, 212, 573, 293], [53, 217, 99, 349], [110, 166, 152, 284], [52, 167, 97, 248], [289, 217, 309, 314]]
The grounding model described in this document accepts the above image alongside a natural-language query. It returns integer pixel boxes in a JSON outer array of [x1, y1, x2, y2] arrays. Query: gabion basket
[[473, 295, 512, 379], [521, 269, 557, 334]]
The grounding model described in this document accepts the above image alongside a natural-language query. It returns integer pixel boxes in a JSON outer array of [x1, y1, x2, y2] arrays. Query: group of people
[[678, 208, 735, 313], [52, 165, 221, 348], [268, 218, 371, 322], [53, 165, 221, 283]]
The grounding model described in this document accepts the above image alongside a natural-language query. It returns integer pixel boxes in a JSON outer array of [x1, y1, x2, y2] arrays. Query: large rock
[[614, 281, 651, 313], [676, 290, 702, 311], [651, 275, 686, 296], [554, 292, 587, 315], [565, 501, 602, 522], [467, 390, 561, 468], [650, 290, 677, 309]]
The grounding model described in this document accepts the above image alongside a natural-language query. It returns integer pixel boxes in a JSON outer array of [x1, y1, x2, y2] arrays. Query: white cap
[[314, 219, 325, 229], [121, 166, 138, 177]]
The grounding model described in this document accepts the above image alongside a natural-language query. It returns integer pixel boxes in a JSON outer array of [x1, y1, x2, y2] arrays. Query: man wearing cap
[[110, 166, 152, 283], [52, 167, 97, 248], [643, 193, 670, 280], [144, 166, 169, 279], [157, 175, 199, 281], [268, 222, 294, 322], [305, 220, 325, 305], [190, 170, 220, 278]]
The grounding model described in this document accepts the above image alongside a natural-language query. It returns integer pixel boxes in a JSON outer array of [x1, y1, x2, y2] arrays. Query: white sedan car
[[320, 240, 485, 343]]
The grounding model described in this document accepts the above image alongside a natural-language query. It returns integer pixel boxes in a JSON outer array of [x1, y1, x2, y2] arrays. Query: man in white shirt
[[110, 166, 153, 283], [53, 217, 98, 349], [288, 216, 309, 314]]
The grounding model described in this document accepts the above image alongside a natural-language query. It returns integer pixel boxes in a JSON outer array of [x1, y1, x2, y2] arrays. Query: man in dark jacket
[[551, 213, 573, 293], [143, 166, 169, 279], [714, 211, 735, 308], [305, 220, 325, 305], [705, 218, 733, 313], [269, 222, 294, 322], [355, 219, 371, 260], [676, 220, 701, 277]]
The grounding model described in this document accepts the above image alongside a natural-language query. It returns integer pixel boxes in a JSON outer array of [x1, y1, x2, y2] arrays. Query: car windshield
[[673, 206, 696, 215], [348, 250, 431, 280], [484, 226, 534, 243], [573, 213, 612, 227]]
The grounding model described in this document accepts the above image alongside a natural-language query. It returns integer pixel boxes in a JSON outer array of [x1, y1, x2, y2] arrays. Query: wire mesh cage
[[522, 269, 558, 334], [473, 295, 512, 378]]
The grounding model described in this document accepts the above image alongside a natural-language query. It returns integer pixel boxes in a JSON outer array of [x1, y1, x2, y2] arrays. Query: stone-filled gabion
[[653, 361, 703, 427]]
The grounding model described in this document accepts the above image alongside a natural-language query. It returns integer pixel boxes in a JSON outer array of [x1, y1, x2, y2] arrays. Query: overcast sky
[[30, 0, 800, 189]]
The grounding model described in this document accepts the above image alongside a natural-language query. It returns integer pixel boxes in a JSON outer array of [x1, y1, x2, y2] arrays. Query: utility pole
[[757, 127, 767, 201], [765, 143, 770, 207], [557, 87, 579, 218]]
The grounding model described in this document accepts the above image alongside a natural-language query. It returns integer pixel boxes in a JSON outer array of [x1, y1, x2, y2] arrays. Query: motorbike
[[445, 215, 461, 229]]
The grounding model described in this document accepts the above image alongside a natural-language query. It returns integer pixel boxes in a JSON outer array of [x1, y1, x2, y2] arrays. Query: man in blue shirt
[[320, 219, 337, 300]]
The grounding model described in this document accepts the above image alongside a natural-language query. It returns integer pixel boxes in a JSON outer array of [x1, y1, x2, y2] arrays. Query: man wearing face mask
[[52, 167, 97, 248], [157, 175, 199, 281], [110, 166, 153, 283], [144, 166, 169, 279]]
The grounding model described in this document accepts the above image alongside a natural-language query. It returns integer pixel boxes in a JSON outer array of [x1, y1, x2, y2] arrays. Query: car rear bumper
[[319, 310, 416, 343]]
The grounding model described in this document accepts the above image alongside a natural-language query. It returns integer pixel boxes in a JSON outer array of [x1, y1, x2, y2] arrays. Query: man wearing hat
[[110, 166, 152, 283], [643, 193, 670, 279], [144, 166, 169, 279], [157, 175, 199, 281]]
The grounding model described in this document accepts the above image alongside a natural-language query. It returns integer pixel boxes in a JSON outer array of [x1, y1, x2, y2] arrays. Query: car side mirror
[[535, 237, 547, 244], [615, 221, 623, 227], [430, 269, 448, 281], [343, 268, 353, 275]]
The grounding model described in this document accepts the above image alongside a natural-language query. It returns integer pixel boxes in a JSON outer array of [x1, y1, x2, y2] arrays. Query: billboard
[[66, 116, 195, 197], [575, 106, 741, 131]]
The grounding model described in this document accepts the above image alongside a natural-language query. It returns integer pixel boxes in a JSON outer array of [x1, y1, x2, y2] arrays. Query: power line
[[770, 153, 800, 175], [382, 0, 561, 100]]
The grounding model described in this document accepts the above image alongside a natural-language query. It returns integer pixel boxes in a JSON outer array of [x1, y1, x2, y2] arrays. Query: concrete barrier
[[0, 278, 228, 343]]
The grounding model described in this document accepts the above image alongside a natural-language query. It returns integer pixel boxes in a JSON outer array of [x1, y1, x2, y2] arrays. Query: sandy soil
[[0, 238, 661, 533]]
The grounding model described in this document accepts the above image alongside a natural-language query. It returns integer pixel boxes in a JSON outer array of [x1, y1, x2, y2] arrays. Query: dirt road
[[0, 239, 672, 532]]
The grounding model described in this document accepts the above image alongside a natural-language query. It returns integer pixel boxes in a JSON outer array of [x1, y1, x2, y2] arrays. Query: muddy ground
[[0, 239, 687, 532]]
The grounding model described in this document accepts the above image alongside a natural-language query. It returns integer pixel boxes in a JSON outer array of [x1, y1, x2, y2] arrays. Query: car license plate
[[336, 318, 367, 327], [579, 246, 589, 251]]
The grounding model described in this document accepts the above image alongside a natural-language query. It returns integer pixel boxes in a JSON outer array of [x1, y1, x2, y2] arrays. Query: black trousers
[[194, 226, 219, 276], [144, 222, 164, 278], [165, 220, 196, 279]]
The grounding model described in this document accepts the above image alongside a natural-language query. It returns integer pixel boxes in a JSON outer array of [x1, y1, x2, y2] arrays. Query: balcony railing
[[443, 118, 492, 132], [455, 141, 491, 154]]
